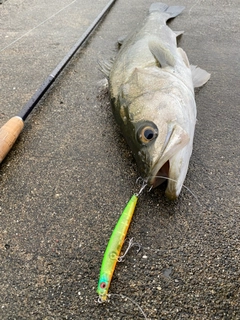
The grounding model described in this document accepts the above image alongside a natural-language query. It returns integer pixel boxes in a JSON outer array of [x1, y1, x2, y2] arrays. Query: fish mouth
[[149, 160, 170, 188], [146, 122, 190, 189]]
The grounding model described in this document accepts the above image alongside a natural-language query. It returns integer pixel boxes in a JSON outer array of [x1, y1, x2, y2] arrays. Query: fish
[[101, 3, 210, 199]]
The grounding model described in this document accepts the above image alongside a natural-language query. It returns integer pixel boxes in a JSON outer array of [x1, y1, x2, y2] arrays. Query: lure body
[[97, 194, 138, 301]]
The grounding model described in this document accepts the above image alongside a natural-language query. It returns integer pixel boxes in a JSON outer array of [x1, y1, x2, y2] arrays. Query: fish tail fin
[[149, 3, 185, 20], [190, 65, 211, 88]]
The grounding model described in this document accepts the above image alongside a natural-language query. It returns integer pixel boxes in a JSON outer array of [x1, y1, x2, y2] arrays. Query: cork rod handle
[[0, 116, 24, 163]]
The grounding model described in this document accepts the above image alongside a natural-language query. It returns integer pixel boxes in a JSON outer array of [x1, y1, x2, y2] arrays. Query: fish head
[[97, 273, 110, 302], [113, 90, 192, 199]]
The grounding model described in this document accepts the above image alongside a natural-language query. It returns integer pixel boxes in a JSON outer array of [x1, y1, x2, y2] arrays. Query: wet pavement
[[0, 0, 239, 319]]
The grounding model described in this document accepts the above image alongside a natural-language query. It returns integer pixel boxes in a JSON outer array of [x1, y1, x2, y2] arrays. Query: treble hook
[[135, 177, 148, 197], [118, 238, 141, 262]]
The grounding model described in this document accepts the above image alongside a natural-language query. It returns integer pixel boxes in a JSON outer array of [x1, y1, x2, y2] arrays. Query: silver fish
[[103, 3, 210, 199]]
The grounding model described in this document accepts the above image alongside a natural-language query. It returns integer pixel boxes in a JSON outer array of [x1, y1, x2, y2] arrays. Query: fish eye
[[138, 125, 158, 144], [143, 128, 154, 140]]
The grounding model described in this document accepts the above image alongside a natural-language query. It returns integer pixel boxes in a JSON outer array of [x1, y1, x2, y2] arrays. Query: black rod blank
[[0, 0, 117, 164], [18, 0, 117, 120]]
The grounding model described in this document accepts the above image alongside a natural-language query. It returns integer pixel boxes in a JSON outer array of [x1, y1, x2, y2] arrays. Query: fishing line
[[148, 175, 201, 206], [188, 0, 201, 15], [0, 0, 77, 53], [136, 179, 148, 196], [100, 293, 149, 320]]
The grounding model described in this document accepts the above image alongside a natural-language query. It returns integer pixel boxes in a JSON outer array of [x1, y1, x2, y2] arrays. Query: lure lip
[[98, 293, 108, 302]]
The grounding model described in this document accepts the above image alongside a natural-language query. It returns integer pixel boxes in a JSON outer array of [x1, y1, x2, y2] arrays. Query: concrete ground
[[0, 0, 239, 319]]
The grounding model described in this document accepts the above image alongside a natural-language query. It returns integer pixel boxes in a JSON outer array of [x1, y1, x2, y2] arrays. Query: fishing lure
[[97, 184, 146, 302]]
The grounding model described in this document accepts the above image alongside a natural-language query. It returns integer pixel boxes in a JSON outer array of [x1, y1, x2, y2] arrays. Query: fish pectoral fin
[[190, 65, 211, 88], [149, 40, 175, 68], [161, 123, 190, 161], [174, 30, 184, 37], [177, 47, 190, 67]]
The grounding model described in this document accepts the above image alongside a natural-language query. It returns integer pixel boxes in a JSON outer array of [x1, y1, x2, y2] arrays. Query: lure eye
[[100, 282, 107, 289], [138, 125, 158, 144]]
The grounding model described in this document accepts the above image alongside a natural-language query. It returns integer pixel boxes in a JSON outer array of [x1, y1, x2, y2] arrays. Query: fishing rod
[[0, 0, 117, 164]]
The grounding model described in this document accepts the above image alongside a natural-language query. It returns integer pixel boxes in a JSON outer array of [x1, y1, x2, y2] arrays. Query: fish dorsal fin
[[177, 47, 190, 67], [190, 65, 211, 88], [174, 30, 184, 44], [174, 30, 184, 38], [149, 40, 175, 68]]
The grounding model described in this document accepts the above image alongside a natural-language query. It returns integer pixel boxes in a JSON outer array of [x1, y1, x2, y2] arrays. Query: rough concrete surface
[[0, 0, 239, 319]]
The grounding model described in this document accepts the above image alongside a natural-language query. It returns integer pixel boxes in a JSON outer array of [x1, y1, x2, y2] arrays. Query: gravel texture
[[0, 0, 239, 319]]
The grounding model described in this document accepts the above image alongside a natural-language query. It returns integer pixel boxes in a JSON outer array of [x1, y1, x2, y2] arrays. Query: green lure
[[97, 194, 138, 301]]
